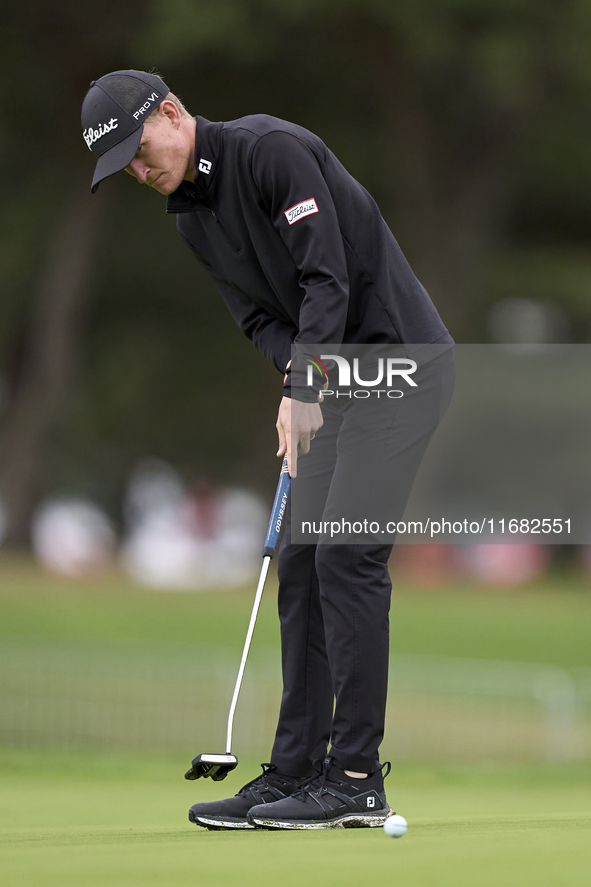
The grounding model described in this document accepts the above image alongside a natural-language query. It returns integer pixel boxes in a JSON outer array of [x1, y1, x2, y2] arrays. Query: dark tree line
[[1, 0, 591, 546]]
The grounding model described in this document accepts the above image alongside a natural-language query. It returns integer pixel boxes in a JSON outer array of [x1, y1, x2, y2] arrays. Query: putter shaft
[[225, 555, 271, 753]]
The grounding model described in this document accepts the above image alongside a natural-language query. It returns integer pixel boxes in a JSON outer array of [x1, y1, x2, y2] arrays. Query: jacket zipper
[[209, 208, 241, 253]]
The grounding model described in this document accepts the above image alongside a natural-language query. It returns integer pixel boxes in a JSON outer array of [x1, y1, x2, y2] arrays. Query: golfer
[[82, 70, 453, 830]]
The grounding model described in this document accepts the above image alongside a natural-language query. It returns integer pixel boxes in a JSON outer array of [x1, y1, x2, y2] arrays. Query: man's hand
[[276, 396, 323, 477]]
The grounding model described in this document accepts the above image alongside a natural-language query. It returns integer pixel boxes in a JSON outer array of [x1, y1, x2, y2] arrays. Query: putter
[[185, 455, 291, 782]]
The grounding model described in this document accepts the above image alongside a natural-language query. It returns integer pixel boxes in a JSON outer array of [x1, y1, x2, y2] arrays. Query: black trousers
[[270, 350, 454, 776]]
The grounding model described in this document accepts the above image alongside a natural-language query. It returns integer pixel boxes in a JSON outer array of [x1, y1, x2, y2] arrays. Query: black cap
[[81, 70, 169, 193]]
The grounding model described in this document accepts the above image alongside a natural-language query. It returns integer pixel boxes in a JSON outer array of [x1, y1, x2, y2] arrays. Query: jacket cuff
[[283, 365, 321, 402]]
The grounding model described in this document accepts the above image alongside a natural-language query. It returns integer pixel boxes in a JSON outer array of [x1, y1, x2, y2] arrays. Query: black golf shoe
[[188, 763, 309, 830], [247, 757, 392, 829]]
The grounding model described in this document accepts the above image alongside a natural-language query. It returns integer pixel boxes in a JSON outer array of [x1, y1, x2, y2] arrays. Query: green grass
[[0, 750, 590, 887], [1, 557, 590, 668], [1, 560, 591, 885]]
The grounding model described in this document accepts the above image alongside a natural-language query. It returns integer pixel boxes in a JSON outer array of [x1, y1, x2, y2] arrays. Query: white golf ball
[[383, 814, 408, 838]]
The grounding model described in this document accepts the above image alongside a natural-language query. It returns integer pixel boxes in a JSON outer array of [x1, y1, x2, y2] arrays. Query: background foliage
[[2, 0, 591, 544]]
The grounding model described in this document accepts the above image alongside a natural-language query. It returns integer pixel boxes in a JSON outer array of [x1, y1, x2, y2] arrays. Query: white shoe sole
[[249, 808, 393, 830], [190, 815, 255, 830]]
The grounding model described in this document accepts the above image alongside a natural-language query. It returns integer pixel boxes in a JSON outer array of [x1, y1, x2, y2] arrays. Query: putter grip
[[262, 456, 291, 558]]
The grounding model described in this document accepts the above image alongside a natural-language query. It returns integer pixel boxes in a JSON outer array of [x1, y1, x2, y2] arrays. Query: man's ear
[[159, 100, 182, 128]]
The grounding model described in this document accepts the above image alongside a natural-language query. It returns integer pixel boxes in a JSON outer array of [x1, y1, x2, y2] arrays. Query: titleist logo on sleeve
[[83, 118, 118, 150], [284, 198, 319, 225]]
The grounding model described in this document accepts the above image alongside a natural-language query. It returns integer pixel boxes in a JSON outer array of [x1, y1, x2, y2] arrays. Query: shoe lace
[[237, 763, 277, 796], [290, 757, 331, 802]]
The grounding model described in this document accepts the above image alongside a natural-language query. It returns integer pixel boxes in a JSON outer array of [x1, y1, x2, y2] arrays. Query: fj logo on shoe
[[199, 159, 212, 174], [284, 198, 319, 225], [367, 797, 375, 808]]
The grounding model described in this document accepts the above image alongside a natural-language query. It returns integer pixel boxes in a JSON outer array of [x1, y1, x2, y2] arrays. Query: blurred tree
[[0, 181, 105, 547], [0, 1, 152, 546]]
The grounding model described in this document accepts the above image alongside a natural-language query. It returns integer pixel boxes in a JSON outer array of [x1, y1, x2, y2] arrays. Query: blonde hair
[[144, 91, 193, 123]]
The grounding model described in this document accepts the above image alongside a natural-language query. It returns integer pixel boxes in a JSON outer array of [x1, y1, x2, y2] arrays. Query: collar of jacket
[[166, 116, 223, 213]]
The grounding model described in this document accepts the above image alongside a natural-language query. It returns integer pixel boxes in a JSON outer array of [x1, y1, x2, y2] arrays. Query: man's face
[[125, 105, 193, 195]]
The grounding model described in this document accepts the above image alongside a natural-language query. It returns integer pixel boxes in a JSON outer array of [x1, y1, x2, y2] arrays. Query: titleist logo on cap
[[284, 198, 319, 225], [83, 118, 119, 150]]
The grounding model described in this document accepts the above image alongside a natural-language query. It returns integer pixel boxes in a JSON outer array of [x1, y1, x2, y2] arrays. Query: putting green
[[1, 752, 590, 887], [1, 565, 590, 884]]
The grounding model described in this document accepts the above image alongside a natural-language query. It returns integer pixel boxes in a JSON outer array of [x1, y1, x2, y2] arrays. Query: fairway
[[1, 562, 591, 885]]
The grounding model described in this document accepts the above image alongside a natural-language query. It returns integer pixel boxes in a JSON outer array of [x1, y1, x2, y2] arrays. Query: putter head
[[184, 753, 238, 782]]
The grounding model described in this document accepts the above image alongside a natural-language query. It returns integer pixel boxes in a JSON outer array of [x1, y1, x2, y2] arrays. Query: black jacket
[[167, 115, 452, 392]]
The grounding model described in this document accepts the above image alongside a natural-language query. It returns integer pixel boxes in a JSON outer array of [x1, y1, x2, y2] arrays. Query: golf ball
[[383, 814, 408, 838]]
